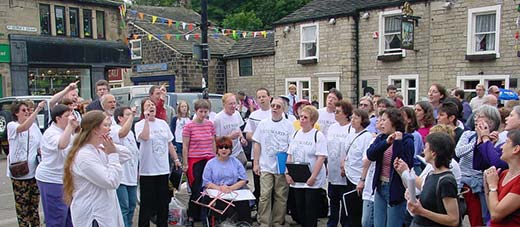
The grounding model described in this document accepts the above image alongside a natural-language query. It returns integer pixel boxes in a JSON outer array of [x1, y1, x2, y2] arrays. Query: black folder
[[286, 162, 312, 183]]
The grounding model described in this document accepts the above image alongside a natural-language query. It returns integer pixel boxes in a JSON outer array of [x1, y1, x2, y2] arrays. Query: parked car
[[0, 96, 52, 155], [111, 85, 154, 107]]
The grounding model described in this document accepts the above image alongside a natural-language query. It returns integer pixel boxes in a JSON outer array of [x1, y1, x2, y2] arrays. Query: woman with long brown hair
[[63, 110, 131, 227]]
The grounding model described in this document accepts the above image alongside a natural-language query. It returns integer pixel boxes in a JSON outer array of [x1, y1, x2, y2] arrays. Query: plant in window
[[475, 14, 496, 51], [384, 16, 402, 53]]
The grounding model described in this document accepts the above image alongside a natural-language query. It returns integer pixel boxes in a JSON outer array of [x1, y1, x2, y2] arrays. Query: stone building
[[126, 5, 234, 94], [224, 34, 275, 95], [231, 0, 520, 107], [0, 0, 130, 98]]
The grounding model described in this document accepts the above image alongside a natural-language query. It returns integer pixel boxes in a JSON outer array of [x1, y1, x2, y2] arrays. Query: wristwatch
[[489, 187, 498, 193]]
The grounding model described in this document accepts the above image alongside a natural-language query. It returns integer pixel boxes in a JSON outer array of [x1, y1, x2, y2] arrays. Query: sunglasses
[[270, 104, 283, 109], [218, 145, 231, 150]]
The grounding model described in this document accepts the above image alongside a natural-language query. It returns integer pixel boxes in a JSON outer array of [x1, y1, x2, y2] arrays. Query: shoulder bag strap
[[26, 128, 29, 161], [345, 130, 369, 155]]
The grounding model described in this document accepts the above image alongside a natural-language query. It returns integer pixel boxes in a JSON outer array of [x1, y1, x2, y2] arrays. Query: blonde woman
[[171, 100, 191, 158], [63, 111, 131, 226]]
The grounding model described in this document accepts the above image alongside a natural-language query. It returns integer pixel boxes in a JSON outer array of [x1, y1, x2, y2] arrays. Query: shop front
[[9, 34, 130, 98]]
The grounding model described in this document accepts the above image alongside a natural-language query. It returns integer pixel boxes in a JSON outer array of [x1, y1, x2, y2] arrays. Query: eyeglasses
[[19, 108, 28, 113], [335, 109, 343, 114], [270, 104, 282, 109], [218, 145, 230, 149], [493, 91, 500, 94]]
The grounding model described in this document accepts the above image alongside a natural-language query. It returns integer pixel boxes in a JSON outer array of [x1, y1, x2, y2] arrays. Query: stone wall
[[225, 55, 275, 96], [128, 24, 226, 94]]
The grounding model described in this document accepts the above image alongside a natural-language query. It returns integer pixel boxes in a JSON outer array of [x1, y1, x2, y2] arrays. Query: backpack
[[435, 173, 466, 227]]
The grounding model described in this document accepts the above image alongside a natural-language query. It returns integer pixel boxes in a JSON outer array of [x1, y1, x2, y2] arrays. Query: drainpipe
[[354, 13, 361, 104]]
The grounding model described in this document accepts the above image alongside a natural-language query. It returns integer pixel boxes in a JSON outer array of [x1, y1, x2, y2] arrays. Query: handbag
[[9, 130, 29, 178]]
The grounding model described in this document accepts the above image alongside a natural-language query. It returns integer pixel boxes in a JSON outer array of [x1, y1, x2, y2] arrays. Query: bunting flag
[[175, 21, 180, 29], [168, 19, 173, 27], [138, 13, 144, 20], [242, 32, 247, 38], [194, 34, 200, 40], [133, 34, 139, 39], [176, 34, 181, 40], [166, 34, 172, 40], [261, 31, 267, 38], [188, 23, 193, 30], [152, 16, 157, 24], [185, 34, 190, 40], [182, 22, 187, 30], [148, 34, 153, 41]]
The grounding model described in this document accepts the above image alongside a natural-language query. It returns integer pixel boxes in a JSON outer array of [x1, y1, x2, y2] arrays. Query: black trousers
[[188, 159, 208, 221], [253, 171, 260, 207], [344, 179, 363, 227], [138, 174, 170, 227], [293, 187, 321, 227]]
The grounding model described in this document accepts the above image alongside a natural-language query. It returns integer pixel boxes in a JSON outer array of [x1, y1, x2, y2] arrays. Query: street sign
[[0, 44, 10, 63], [6, 25, 37, 33]]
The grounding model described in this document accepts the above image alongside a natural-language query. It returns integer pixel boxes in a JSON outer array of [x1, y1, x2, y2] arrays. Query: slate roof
[[274, 0, 426, 25], [129, 5, 234, 56], [224, 34, 274, 59], [77, 0, 122, 7]]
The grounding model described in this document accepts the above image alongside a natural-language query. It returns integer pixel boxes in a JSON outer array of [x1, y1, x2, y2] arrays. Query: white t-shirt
[[135, 118, 173, 176], [317, 107, 337, 136], [252, 118, 294, 174], [110, 124, 139, 186], [70, 144, 130, 227], [244, 109, 271, 134], [174, 117, 191, 143], [326, 123, 354, 185], [213, 110, 244, 157], [287, 128, 328, 189], [6, 122, 42, 180], [36, 123, 73, 184], [344, 129, 373, 185], [362, 137, 377, 201]]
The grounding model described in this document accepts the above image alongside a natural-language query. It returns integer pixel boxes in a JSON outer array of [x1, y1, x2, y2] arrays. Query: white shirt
[[344, 129, 373, 185], [110, 124, 139, 186], [135, 119, 173, 176], [36, 123, 73, 184], [288, 128, 328, 189], [317, 107, 337, 136], [244, 109, 271, 134], [174, 117, 191, 143], [213, 110, 245, 157], [252, 118, 294, 174], [6, 122, 42, 180], [326, 123, 354, 185], [70, 144, 131, 227], [418, 159, 462, 193]]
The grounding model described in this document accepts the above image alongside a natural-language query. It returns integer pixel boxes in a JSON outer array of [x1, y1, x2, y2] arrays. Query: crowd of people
[[5, 79, 520, 227]]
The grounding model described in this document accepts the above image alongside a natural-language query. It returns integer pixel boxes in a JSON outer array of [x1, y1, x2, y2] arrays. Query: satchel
[[9, 130, 30, 178]]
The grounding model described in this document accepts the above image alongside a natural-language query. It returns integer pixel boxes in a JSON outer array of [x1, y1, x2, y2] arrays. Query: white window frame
[[300, 23, 319, 60], [130, 39, 142, 60], [466, 5, 501, 57], [456, 75, 509, 93], [285, 77, 311, 101], [317, 74, 340, 109], [387, 74, 419, 106], [378, 9, 406, 57]]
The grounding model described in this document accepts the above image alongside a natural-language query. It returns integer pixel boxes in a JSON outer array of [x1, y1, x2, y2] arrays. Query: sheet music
[[206, 189, 256, 201]]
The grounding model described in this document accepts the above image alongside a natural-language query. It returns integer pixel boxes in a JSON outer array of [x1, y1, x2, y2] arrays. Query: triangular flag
[[148, 34, 153, 41], [185, 34, 190, 40], [168, 19, 173, 27], [261, 31, 267, 38], [124, 37, 128, 45], [213, 33, 219, 39], [175, 21, 179, 29], [232, 30, 237, 39], [166, 34, 172, 40], [194, 34, 200, 39], [132, 34, 139, 39], [152, 16, 157, 24], [188, 23, 193, 30], [157, 34, 162, 40], [182, 22, 187, 30], [242, 32, 247, 38], [253, 32, 257, 38], [128, 10, 137, 16], [138, 13, 144, 20], [176, 34, 181, 40], [214, 28, 219, 33]]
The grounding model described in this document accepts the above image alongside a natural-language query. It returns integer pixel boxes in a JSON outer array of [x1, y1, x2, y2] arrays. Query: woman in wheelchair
[[201, 136, 251, 224]]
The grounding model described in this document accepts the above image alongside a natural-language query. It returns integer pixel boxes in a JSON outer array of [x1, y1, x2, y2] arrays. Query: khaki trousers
[[258, 172, 289, 227]]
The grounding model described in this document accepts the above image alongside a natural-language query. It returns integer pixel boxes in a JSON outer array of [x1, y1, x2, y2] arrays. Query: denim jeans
[[116, 184, 138, 227], [361, 200, 374, 227], [373, 182, 406, 227]]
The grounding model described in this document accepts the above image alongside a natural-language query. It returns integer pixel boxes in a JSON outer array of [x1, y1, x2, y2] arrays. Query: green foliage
[[133, 0, 178, 6], [222, 11, 263, 31]]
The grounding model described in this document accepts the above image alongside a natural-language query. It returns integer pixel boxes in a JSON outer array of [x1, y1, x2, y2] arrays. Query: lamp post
[[201, 0, 209, 99]]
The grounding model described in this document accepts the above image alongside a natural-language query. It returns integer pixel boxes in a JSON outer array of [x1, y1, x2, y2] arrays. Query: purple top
[[473, 141, 508, 171], [202, 156, 248, 188]]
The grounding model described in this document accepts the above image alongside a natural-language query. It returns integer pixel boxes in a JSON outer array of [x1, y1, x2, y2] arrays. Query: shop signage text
[[6, 25, 37, 33], [136, 63, 168, 73], [0, 44, 10, 63]]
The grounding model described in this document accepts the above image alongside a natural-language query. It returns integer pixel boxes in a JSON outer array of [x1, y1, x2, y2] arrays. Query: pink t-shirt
[[183, 119, 216, 158], [417, 125, 432, 144]]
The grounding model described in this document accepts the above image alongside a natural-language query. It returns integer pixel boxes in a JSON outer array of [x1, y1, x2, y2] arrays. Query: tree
[[222, 11, 263, 31]]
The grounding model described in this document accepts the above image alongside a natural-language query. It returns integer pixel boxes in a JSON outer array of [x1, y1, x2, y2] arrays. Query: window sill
[[297, 58, 318, 65], [377, 54, 403, 62], [465, 53, 497, 61]]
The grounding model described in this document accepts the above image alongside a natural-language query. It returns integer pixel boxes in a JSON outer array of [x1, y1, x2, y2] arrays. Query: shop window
[[69, 8, 79, 37], [300, 23, 318, 59], [388, 75, 418, 106], [28, 68, 92, 98], [96, 11, 105, 39], [55, 6, 66, 36], [239, 58, 252, 77], [39, 4, 51, 35], [467, 5, 501, 57], [83, 9, 92, 38], [130, 39, 142, 60]]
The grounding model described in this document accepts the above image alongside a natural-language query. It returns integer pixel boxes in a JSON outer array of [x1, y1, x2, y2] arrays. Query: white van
[[111, 85, 153, 106]]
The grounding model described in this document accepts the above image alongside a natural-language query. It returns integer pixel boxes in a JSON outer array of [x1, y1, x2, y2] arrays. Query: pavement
[[0, 154, 469, 227]]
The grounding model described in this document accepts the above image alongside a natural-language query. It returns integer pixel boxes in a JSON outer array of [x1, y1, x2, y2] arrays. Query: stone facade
[[127, 24, 226, 94], [359, 1, 520, 103], [0, 0, 126, 96], [226, 55, 275, 96], [273, 17, 357, 107]]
